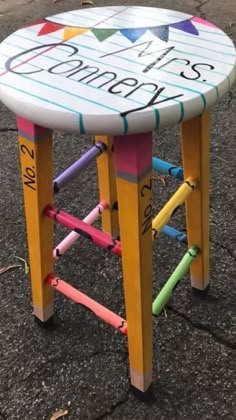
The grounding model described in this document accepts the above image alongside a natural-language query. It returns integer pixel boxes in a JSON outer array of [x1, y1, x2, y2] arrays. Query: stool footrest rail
[[46, 274, 127, 334], [152, 245, 199, 316], [152, 178, 197, 238], [161, 225, 187, 244], [152, 157, 183, 180], [53, 141, 107, 193], [53, 200, 107, 261], [45, 205, 121, 256]]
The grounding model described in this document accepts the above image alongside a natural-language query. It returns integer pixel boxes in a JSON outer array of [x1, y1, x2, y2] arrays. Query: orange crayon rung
[[46, 275, 127, 334]]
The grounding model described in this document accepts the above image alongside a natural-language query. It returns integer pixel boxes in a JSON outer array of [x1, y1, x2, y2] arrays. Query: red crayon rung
[[46, 275, 127, 334], [44, 205, 121, 256]]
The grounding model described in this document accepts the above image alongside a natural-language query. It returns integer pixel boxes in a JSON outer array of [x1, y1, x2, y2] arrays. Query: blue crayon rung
[[152, 157, 183, 180], [161, 225, 187, 244]]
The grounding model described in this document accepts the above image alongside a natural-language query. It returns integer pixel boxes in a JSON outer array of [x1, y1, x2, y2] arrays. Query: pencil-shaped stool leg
[[181, 112, 210, 290], [17, 116, 54, 321], [95, 136, 119, 238], [114, 133, 153, 393]]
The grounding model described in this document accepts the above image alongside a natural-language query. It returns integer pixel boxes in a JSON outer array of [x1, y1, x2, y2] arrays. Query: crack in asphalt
[[194, 0, 210, 18], [87, 352, 130, 420], [1, 350, 130, 420], [94, 387, 130, 420], [93, 352, 179, 419], [0, 128, 17, 132], [0, 349, 128, 394], [210, 239, 236, 260], [167, 306, 236, 350], [215, 90, 234, 111], [225, 90, 234, 110], [1, 0, 35, 14]]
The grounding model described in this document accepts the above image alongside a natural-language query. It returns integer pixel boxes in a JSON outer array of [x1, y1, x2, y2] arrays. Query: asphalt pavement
[[0, 1, 235, 419]]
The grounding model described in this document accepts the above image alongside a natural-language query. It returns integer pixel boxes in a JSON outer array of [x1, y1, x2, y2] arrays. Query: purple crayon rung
[[53, 141, 106, 193]]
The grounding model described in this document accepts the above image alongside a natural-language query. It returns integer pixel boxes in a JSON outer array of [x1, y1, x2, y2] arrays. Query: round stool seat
[[0, 6, 235, 135]]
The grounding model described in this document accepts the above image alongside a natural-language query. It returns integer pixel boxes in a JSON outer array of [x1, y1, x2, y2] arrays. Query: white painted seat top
[[0, 6, 235, 135]]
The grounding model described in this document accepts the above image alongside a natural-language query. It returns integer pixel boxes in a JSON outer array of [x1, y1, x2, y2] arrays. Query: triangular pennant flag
[[191, 16, 218, 29], [63, 27, 89, 41], [23, 19, 46, 28], [119, 28, 147, 43], [38, 22, 64, 36], [170, 19, 199, 36], [91, 28, 118, 42], [150, 25, 169, 42]]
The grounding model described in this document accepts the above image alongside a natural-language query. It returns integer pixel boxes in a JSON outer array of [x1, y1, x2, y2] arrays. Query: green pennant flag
[[91, 28, 118, 42]]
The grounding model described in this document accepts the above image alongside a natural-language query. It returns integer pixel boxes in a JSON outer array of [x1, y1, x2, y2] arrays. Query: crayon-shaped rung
[[152, 178, 197, 238], [161, 225, 187, 244], [45, 205, 121, 256], [53, 200, 107, 261], [152, 157, 183, 180], [152, 245, 199, 316], [53, 141, 106, 193], [46, 275, 127, 334]]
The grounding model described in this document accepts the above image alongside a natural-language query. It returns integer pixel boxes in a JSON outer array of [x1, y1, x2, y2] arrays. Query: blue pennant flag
[[120, 28, 147, 43]]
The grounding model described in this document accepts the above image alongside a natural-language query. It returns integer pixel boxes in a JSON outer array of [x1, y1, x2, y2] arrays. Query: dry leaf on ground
[[153, 174, 167, 186], [0, 264, 21, 275], [50, 409, 68, 420], [15, 256, 29, 274]]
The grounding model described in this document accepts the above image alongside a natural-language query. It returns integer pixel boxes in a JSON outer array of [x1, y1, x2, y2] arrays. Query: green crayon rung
[[152, 245, 199, 317]]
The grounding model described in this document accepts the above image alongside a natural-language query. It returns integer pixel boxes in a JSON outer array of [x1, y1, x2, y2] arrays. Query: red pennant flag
[[38, 22, 64, 36]]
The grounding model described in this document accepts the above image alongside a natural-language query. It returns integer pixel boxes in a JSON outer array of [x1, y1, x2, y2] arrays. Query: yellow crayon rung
[[152, 177, 197, 237]]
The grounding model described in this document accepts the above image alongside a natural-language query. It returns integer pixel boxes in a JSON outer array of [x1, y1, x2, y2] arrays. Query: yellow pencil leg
[[181, 112, 210, 290], [95, 136, 119, 238], [17, 117, 54, 321], [114, 133, 153, 392]]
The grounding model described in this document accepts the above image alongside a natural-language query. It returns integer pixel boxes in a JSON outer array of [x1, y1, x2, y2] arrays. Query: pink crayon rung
[[46, 274, 127, 334], [45, 205, 121, 256], [53, 200, 107, 261]]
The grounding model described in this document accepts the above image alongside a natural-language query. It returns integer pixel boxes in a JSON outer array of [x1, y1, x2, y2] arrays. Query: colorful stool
[[0, 6, 235, 394]]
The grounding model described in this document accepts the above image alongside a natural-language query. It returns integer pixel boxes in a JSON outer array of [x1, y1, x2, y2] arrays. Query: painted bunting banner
[[27, 16, 200, 43]]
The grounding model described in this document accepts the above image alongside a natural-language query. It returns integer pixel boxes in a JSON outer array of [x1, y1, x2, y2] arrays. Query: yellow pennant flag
[[63, 27, 89, 41]]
